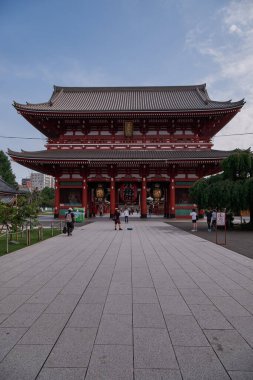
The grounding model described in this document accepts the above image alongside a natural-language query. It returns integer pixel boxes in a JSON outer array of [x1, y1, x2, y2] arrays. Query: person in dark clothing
[[114, 208, 122, 231], [65, 208, 75, 236], [205, 209, 212, 232]]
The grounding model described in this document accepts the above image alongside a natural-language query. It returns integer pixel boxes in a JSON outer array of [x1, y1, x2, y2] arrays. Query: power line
[[0, 135, 46, 140], [213, 133, 253, 138]]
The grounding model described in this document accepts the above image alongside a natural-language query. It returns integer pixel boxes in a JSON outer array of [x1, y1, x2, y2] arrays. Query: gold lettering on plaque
[[124, 121, 133, 137]]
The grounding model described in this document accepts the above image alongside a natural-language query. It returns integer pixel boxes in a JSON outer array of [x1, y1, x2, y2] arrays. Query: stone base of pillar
[[169, 213, 175, 218], [141, 213, 147, 218]]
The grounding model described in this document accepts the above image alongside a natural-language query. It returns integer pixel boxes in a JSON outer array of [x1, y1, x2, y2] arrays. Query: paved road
[[167, 220, 253, 260], [1, 220, 252, 379]]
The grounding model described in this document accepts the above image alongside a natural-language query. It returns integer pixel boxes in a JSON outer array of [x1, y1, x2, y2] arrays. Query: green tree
[[0, 150, 18, 188], [39, 187, 55, 208], [0, 193, 39, 232], [190, 149, 253, 225]]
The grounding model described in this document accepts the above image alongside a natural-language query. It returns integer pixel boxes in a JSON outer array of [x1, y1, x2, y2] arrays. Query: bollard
[[6, 230, 9, 254]]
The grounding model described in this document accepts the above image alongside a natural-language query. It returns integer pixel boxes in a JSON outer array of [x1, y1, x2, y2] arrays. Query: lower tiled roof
[[0, 177, 18, 194], [8, 149, 232, 161]]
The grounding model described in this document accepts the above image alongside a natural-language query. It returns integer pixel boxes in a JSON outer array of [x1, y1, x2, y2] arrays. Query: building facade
[[9, 85, 244, 218], [30, 172, 55, 191]]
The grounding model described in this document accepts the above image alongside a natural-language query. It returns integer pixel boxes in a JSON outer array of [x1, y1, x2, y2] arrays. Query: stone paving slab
[[0, 219, 253, 379]]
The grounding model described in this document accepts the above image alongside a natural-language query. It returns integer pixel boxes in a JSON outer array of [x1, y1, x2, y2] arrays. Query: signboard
[[216, 212, 226, 226]]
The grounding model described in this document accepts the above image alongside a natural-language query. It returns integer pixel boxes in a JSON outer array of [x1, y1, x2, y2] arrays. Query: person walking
[[190, 208, 198, 232], [114, 208, 122, 231], [65, 208, 75, 236], [123, 207, 129, 223]]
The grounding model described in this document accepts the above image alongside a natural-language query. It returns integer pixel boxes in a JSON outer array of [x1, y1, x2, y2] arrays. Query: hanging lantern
[[153, 184, 162, 199], [96, 184, 104, 199]]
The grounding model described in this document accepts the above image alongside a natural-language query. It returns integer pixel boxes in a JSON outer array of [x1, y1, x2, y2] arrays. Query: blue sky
[[0, 0, 252, 182]]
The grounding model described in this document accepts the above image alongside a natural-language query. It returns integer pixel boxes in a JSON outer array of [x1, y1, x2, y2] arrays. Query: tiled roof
[[0, 177, 17, 194], [13, 84, 245, 113], [8, 149, 232, 162]]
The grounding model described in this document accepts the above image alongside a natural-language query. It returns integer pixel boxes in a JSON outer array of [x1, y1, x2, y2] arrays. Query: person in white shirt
[[190, 208, 197, 232], [123, 208, 129, 223], [211, 209, 217, 230]]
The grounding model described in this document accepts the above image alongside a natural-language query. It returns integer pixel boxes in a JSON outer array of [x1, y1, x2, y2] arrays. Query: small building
[[0, 177, 18, 204], [9, 84, 244, 218]]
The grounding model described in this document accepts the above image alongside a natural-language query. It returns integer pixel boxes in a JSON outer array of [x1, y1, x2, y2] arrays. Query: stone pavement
[[0, 220, 253, 380]]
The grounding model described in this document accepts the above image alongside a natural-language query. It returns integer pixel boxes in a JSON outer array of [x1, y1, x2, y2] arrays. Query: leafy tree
[[190, 149, 253, 225], [39, 187, 55, 208], [0, 193, 39, 232], [0, 150, 18, 188]]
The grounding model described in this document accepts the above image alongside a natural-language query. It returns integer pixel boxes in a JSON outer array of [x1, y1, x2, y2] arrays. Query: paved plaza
[[0, 220, 253, 380]]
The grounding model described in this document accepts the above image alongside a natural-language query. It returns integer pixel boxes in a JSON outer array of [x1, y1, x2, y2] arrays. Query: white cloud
[[185, 0, 253, 151], [229, 24, 242, 34]]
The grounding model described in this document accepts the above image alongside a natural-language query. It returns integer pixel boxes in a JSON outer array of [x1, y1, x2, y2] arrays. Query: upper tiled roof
[[8, 149, 232, 162], [13, 84, 245, 113]]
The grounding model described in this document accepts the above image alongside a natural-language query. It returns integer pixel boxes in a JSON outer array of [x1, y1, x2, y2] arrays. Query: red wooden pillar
[[54, 177, 60, 218], [110, 177, 116, 218], [164, 187, 168, 217], [141, 177, 147, 218], [82, 177, 88, 217], [169, 178, 176, 218]]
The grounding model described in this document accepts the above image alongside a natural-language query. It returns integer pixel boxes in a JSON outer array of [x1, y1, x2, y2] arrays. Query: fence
[[0, 221, 63, 255]]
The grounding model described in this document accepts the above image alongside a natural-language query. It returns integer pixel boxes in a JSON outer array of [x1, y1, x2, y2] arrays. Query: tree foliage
[[0, 193, 40, 232], [0, 150, 18, 188], [190, 149, 253, 224], [39, 187, 55, 208]]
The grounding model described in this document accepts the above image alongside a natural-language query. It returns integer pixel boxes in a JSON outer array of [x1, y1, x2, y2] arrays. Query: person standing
[[65, 208, 75, 236], [211, 209, 217, 230], [123, 207, 129, 223], [114, 208, 122, 231], [190, 208, 197, 232], [205, 209, 212, 232]]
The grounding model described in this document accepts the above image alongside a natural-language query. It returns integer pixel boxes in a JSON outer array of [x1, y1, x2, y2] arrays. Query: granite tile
[[45, 327, 96, 367], [0, 327, 27, 361], [96, 313, 132, 345], [228, 316, 253, 347], [0, 294, 30, 314], [175, 346, 230, 380], [19, 313, 69, 345], [26, 287, 60, 304], [109, 282, 132, 295], [104, 294, 132, 314], [0, 344, 52, 380], [79, 286, 108, 304], [189, 304, 233, 329], [133, 287, 158, 303], [45, 294, 80, 314], [0, 303, 47, 328], [134, 328, 178, 369], [211, 296, 251, 317], [165, 315, 210, 346], [67, 303, 103, 327], [158, 295, 192, 315], [85, 344, 133, 380], [37, 367, 86, 380], [133, 303, 165, 328], [204, 329, 253, 371], [134, 369, 182, 380], [228, 371, 253, 380]]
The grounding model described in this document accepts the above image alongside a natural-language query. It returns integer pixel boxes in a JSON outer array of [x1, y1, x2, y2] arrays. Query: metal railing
[[0, 221, 63, 255]]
